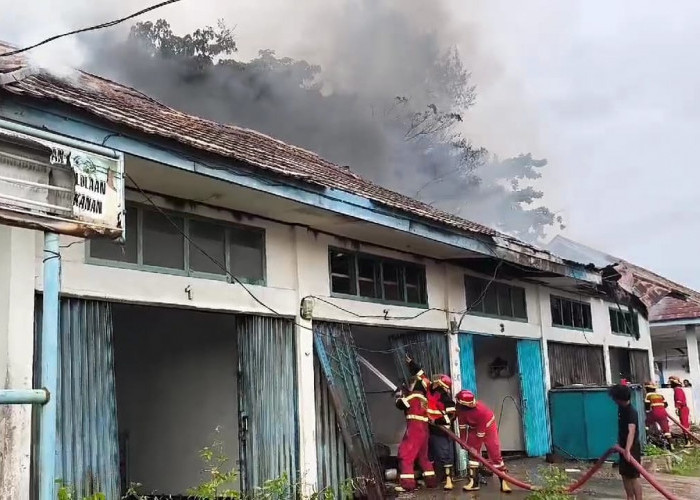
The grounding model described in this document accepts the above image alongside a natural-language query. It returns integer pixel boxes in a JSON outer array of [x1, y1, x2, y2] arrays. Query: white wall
[[112, 304, 238, 495], [472, 335, 524, 451], [0, 227, 36, 500], [657, 387, 697, 425]]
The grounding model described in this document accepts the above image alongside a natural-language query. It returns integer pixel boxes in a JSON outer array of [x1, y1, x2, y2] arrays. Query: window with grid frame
[[609, 307, 640, 336], [550, 295, 593, 330], [464, 276, 527, 320], [328, 248, 428, 306], [88, 202, 265, 284]]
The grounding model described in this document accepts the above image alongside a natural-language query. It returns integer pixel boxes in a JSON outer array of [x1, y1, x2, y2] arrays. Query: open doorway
[[112, 304, 239, 495], [472, 335, 524, 452]]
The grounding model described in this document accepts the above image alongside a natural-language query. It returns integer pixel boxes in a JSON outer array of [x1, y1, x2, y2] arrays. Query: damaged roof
[[547, 236, 700, 312], [0, 44, 589, 276]]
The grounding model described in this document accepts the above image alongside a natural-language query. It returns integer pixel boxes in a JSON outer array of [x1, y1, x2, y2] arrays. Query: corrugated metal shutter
[[629, 350, 651, 385], [314, 356, 354, 498], [389, 331, 450, 383], [34, 297, 120, 499], [547, 342, 605, 387], [313, 321, 384, 499], [517, 339, 551, 456], [458, 333, 477, 394], [237, 315, 298, 493]]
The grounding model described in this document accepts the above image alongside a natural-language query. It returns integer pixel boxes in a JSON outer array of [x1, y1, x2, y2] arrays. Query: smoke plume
[[1, 0, 556, 241]]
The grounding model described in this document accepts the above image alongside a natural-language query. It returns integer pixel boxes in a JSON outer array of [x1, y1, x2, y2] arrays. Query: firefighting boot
[[443, 465, 454, 491], [462, 462, 481, 491], [499, 476, 513, 493]]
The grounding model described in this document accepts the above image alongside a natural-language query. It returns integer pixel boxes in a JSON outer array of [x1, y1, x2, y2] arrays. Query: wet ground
[[395, 457, 700, 499]]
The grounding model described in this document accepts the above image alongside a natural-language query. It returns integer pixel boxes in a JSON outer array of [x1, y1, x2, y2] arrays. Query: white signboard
[[0, 126, 124, 239]]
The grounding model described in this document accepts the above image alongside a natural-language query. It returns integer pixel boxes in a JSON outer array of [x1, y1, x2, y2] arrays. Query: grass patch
[[670, 447, 700, 477], [525, 466, 576, 500]]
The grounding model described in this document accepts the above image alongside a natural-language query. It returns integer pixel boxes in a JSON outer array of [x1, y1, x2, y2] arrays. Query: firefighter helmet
[[644, 381, 657, 390], [432, 374, 453, 391], [456, 389, 477, 407], [669, 376, 682, 387]]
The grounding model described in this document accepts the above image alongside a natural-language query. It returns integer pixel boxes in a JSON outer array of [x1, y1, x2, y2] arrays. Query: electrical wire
[[0, 0, 184, 58]]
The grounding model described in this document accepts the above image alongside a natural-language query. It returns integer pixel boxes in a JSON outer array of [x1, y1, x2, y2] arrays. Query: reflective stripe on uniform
[[445, 406, 456, 413], [476, 432, 486, 437], [416, 370, 424, 378], [398, 398, 410, 409], [405, 393, 427, 403], [468, 460, 480, 467], [400, 473, 415, 479], [486, 416, 495, 428], [423, 471, 436, 476], [407, 415, 429, 422], [458, 424, 467, 429], [651, 403, 665, 407]]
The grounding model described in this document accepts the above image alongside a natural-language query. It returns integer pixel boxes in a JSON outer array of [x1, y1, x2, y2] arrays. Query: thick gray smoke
[[4, 0, 557, 241]]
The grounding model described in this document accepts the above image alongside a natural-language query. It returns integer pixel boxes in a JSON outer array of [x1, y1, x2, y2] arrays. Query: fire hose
[[668, 413, 700, 444], [435, 425, 680, 500]]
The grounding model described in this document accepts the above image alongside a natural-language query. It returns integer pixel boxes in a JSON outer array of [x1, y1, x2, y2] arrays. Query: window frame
[[463, 275, 528, 322], [327, 247, 428, 308], [609, 307, 640, 337], [86, 202, 266, 285], [550, 295, 593, 331]]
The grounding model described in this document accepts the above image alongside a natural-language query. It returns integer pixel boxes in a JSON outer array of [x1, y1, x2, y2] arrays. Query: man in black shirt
[[608, 384, 643, 500]]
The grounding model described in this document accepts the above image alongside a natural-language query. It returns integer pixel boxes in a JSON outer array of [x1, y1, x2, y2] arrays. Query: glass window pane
[[483, 283, 499, 315], [551, 298, 563, 326], [512, 287, 527, 319], [465, 277, 485, 313], [142, 210, 184, 269], [229, 227, 264, 284], [583, 304, 592, 329], [329, 250, 355, 295], [189, 219, 226, 275], [561, 300, 573, 327], [382, 262, 404, 302], [496, 284, 513, 317], [89, 206, 138, 263], [405, 265, 425, 304], [572, 302, 584, 328], [357, 256, 378, 298]]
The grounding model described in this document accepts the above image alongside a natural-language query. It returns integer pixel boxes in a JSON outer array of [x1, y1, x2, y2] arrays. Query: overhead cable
[[0, 0, 184, 58]]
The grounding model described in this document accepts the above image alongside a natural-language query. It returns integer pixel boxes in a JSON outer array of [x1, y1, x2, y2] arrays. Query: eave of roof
[[0, 46, 597, 282]]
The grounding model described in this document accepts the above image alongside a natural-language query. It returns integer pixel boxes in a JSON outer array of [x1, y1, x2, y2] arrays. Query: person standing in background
[[608, 384, 643, 500], [669, 376, 691, 446]]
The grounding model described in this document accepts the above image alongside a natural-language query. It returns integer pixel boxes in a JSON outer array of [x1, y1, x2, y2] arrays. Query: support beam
[[0, 389, 48, 405], [39, 233, 60, 500], [685, 325, 700, 423]]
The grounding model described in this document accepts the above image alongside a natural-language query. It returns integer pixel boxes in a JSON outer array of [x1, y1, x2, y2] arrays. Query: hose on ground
[[435, 425, 680, 500], [668, 414, 700, 444]]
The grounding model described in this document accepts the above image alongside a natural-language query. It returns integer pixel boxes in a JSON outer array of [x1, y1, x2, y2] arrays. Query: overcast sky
[[2, 0, 698, 288]]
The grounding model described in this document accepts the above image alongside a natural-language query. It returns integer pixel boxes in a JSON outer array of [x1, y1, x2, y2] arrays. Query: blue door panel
[[458, 333, 477, 395], [517, 339, 551, 456]]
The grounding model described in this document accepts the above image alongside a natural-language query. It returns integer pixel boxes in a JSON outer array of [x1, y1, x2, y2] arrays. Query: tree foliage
[[88, 19, 559, 241]]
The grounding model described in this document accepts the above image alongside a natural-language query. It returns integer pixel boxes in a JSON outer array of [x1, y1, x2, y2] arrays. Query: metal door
[[237, 316, 298, 494], [458, 333, 477, 394], [517, 339, 551, 456], [34, 297, 120, 499]]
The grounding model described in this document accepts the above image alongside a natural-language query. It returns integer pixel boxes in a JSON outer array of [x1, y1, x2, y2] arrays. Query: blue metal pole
[[39, 232, 60, 500], [0, 389, 49, 404]]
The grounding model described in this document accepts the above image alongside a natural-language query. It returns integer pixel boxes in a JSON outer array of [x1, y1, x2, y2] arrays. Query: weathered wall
[[0, 226, 36, 500], [112, 304, 239, 494]]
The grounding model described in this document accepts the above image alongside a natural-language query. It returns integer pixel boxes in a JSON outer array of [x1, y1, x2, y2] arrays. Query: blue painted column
[[39, 233, 60, 500]]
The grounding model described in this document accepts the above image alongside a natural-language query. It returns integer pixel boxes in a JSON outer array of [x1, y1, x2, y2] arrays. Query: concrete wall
[[112, 304, 238, 495], [472, 335, 524, 451], [0, 227, 36, 500]]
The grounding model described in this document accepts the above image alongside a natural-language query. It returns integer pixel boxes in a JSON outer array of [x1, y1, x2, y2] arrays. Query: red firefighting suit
[[395, 389, 437, 491], [456, 400, 505, 470], [408, 360, 456, 483], [673, 385, 691, 430], [645, 390, 671, 437]]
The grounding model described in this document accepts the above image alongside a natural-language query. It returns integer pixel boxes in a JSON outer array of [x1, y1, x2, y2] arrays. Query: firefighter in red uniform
[[669, 376, 691, 445], [394, 375, 437, 492], [406, 357, 456, 490], [644, 381, 672, 450], [456, 389, 512, 493]]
